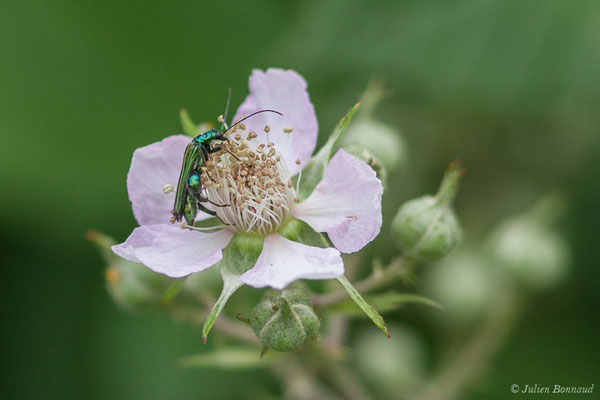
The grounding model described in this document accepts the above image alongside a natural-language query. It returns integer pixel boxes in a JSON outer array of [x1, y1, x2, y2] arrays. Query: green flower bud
[[87, 231, 173, 310], [250, 288, 319, 352], [424, 250, 498, 322], [391, 162, 463, 262], [343, 79, 406, 172], [343, 119, 406, 171], [355, 324, 427, 396], [343, 144, 387, 186], [487, 214, 569, 291]]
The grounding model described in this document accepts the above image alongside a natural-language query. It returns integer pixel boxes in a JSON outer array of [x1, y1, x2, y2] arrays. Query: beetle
[[170, 92, 281, 226]]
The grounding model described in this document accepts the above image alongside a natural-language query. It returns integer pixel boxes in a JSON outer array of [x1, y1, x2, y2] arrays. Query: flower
[[112, 68, 383, 290]]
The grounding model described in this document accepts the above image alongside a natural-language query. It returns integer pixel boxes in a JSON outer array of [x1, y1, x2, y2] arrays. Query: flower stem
[[313, 255, 415, 309], [171, 304, 260, 345]]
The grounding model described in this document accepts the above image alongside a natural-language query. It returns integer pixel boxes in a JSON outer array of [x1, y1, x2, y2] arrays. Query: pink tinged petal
[[293, 149, 383, 254], [127, 135, 211, 226], [233, 69, 318, 175], [112, 224, 234, 278], [240, 234, 344, 290]]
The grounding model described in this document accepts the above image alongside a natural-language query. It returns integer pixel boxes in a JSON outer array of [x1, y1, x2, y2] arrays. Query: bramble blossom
[[113, 69, 383, 290]]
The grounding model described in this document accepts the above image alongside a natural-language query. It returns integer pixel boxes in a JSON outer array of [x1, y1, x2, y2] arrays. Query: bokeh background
[[1, 0, 599, 399]]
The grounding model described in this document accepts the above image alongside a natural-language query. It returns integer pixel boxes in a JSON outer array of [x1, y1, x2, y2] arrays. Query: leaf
[[180, 109, 199, 137], [329, 291, 442, 315], [335, 275, 390, 338], [201, 234, 263, 343], [178, 348, 272, 370], [297, 103, 360, 200]]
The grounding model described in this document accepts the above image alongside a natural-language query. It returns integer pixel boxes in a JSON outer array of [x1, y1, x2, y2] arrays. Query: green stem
[[171, 304, 260, 345], [313, 256, 415, 309]]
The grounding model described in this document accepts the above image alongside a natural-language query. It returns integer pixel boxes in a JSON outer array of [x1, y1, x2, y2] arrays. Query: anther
[[295, 159, 301, 165], [162, 184, 174, 194], [218, 115, 224, 123], [264, 125, 270, 133], [283, 126, 293, 133]]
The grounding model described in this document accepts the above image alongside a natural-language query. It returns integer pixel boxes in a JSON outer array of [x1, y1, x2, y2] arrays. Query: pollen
[[162, 184, 174, 194], [199, 135, 297, 235]]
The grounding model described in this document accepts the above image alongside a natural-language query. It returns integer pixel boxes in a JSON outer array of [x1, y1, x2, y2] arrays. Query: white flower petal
[[233, 68, 318, 175], [240, 234, 344, 290], [127, 135, 211, 226], [293, 149, 383, 253], [112, 224, 234, 278]]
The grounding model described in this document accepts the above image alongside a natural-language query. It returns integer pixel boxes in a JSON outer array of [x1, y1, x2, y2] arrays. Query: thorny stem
[[313, 255, 416, 309]]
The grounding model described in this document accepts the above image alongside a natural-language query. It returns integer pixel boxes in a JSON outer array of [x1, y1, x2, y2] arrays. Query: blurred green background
[[1, 0, 598, 399]]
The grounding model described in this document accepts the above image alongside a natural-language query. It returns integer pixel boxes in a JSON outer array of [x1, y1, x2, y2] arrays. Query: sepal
[[296, 103, 360, 200], [202, 233, 263, 343]]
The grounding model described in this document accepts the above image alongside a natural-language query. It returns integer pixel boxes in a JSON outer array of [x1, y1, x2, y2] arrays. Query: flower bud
[[343, 144, 387, 185], [355, 324, 427, 395], [250, 288, 319, 352], [487, 211, 569, 291], [342, 79, 406, 171], [391, 162, 463, 262], [343, 119, 406, 171], [87, 231, 173, 310], [424, 250, 498, 322]]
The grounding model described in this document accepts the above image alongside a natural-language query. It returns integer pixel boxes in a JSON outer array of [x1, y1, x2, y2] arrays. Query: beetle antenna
[[224, 109, 283, 135], [220, 88, 232, 131]]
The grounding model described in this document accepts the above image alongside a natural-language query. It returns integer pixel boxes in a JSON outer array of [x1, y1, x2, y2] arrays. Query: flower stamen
[[201, 135, 296, 235]]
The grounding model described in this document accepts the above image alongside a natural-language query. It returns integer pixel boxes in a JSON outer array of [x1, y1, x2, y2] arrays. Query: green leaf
[[328, 291, 441, 315], [202, 234, 263, 343], [180, 109, 199, 137], [297, 103, 360, 200], [178, 348, 273, 370], [336, 275, 390, 338]]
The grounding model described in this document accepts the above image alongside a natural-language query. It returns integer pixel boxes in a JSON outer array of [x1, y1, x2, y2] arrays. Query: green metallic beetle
[[170, 94, 281, 226]]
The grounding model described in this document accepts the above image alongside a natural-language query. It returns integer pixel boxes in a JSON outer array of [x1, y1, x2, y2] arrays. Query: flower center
[[201, 126, 298, 235]]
